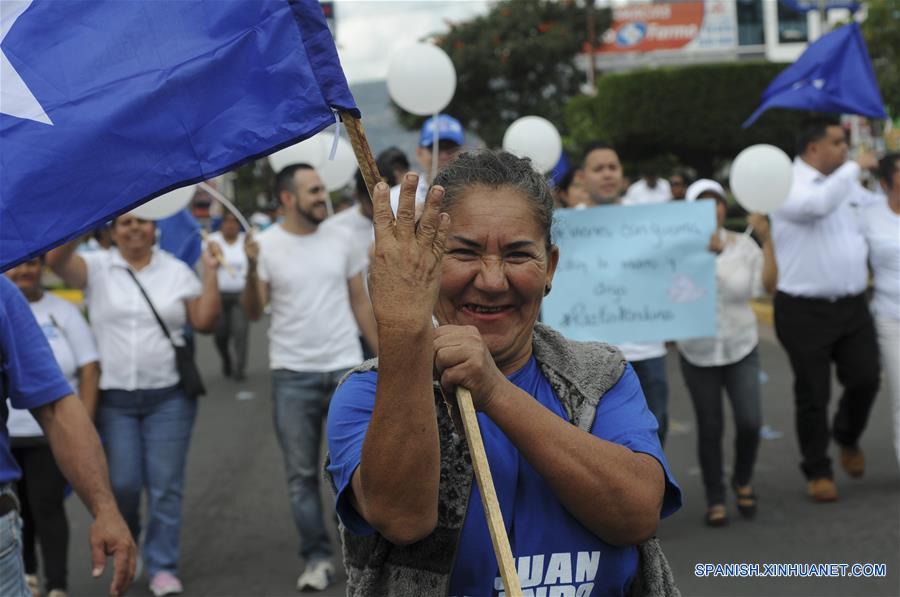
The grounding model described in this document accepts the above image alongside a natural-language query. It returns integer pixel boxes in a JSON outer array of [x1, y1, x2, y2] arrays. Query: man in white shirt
[[623, 170, 672, 205], [575, 142, 671, 444], [770, 117, 880, 503], [323, 171, 376, 358], [324, 171, 374, 270], [389, 114, 464, 214], [242, 163, 378, 592]]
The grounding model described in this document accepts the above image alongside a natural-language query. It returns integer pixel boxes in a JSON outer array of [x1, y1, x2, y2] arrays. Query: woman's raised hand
[[368, 173, 450, 330]]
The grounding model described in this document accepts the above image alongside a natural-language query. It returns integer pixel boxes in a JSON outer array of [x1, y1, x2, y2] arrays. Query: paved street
[[66, 320, 899, 597]]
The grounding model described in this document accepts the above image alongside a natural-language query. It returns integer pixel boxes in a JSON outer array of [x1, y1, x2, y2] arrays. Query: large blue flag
[[0, 0, 357, 270], [743, 23, 885, 128]]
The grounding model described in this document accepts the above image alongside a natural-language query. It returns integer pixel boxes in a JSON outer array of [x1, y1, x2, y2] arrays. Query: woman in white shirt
[[864, 154, 900, 468], [48, 213, 220, 597], [677, 180, 777, 527], [207, 212, 250, 381], [4, 255, 99, 597]]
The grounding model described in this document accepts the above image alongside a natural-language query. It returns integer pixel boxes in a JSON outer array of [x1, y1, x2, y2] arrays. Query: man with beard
[[241, 163, 377, 592]]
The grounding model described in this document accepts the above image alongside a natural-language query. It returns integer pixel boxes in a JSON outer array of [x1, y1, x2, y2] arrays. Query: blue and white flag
[[743, 23, 885, 128], [0, 0, 357, 270]]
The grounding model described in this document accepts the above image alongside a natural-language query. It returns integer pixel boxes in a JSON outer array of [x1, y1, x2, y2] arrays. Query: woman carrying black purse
[[48, 214, 220, 597]]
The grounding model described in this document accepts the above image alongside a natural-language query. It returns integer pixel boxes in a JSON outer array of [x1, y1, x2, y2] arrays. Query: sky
[[332, 1, 491, 83], [330, 0, 638, 83]]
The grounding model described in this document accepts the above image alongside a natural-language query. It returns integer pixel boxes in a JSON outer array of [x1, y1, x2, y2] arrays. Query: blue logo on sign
[[616, 22, 647, 47]]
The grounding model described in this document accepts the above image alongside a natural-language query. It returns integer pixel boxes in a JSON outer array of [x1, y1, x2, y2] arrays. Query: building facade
[[583, 0, 860, 72]]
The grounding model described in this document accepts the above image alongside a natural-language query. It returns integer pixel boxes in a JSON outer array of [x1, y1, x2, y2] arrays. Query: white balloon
[[268, 135, 328, 172], [729, 144, 793, 214], [131, 184, 195, 220], [319, 136, 358, 192], [387, 43, 456, 116], [502, 116, 563, 173]]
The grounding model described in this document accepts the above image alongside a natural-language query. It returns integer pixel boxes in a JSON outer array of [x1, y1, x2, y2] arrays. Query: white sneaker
[[149, 571, 183, 597], [24, 574, 40, 597], [296, 560, 334, 591]]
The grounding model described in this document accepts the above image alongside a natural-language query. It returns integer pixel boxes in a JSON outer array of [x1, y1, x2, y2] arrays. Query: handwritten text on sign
[[543, 201, 717, 344]]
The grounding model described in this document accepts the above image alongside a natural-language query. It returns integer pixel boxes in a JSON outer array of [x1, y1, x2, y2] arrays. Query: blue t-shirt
[[327, 357, 682, 597], [0, 276, 73, 483]]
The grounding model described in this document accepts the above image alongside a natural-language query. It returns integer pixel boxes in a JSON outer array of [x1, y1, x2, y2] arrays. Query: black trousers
[[11, 442, 69, 591], [680, 348, 762, 507], [773, 291, 880, 479], [214, 291, 249, 376]]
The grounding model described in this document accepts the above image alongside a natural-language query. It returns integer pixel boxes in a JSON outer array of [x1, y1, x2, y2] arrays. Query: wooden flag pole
[[340, 111, 522, 596], [341, 112, 382, 199], [455, 387, 523, 595]]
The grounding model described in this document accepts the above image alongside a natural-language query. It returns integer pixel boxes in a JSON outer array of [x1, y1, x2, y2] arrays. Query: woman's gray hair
[[432, 149, 555, 249]]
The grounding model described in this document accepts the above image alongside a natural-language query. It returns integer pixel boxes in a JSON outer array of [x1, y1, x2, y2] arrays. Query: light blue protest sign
[[543, 201, 717, 344]]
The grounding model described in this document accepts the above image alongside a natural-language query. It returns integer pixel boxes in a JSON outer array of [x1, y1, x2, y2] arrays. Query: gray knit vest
[[324, 323, 680, 597]]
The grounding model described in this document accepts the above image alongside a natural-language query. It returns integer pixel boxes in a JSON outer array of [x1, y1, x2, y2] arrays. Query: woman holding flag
[[326, 150, 681, 596]]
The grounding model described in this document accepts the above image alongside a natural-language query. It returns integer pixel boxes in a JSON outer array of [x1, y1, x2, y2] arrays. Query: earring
[[544, 284, 552, 296]]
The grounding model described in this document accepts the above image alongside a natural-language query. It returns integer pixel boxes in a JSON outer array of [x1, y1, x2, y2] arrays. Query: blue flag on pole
[[743, 23, 885, 128], [0, 0, 357, 270]]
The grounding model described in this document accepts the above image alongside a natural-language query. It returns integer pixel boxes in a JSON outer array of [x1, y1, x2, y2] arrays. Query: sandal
[[732, 481, 758, 519], [704, 504, 728, 527]]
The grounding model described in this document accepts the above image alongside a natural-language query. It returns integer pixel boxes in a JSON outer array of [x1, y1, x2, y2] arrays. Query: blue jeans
[[0, 486, 28, 597], [97, 386, 197, 577], [631, 356, 670, 446], [272, 368, 350, 563]]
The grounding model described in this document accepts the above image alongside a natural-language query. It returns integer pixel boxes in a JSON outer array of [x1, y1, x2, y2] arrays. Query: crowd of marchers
[[2, 114, 898, 597]]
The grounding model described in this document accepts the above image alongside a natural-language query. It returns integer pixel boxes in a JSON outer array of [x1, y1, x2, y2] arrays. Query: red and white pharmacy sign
[[598, 1, 737, 55]]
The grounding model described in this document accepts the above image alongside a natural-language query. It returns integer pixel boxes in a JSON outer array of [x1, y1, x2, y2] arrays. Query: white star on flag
[[1, 0, 52, 125]]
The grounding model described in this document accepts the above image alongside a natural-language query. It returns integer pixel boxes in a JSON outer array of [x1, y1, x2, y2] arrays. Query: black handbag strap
[[47, 313, 76, 358], [124, 268, 178, 350]]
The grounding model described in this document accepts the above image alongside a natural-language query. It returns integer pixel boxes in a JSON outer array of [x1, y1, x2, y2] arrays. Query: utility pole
[[585, 0, 597, 95], [818, 0, 830, 37]]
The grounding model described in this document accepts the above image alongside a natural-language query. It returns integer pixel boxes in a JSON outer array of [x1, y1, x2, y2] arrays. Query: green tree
[[395, 0, 610, 148], [861, 0, 900, 119], [564, 62, 812, 176]]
